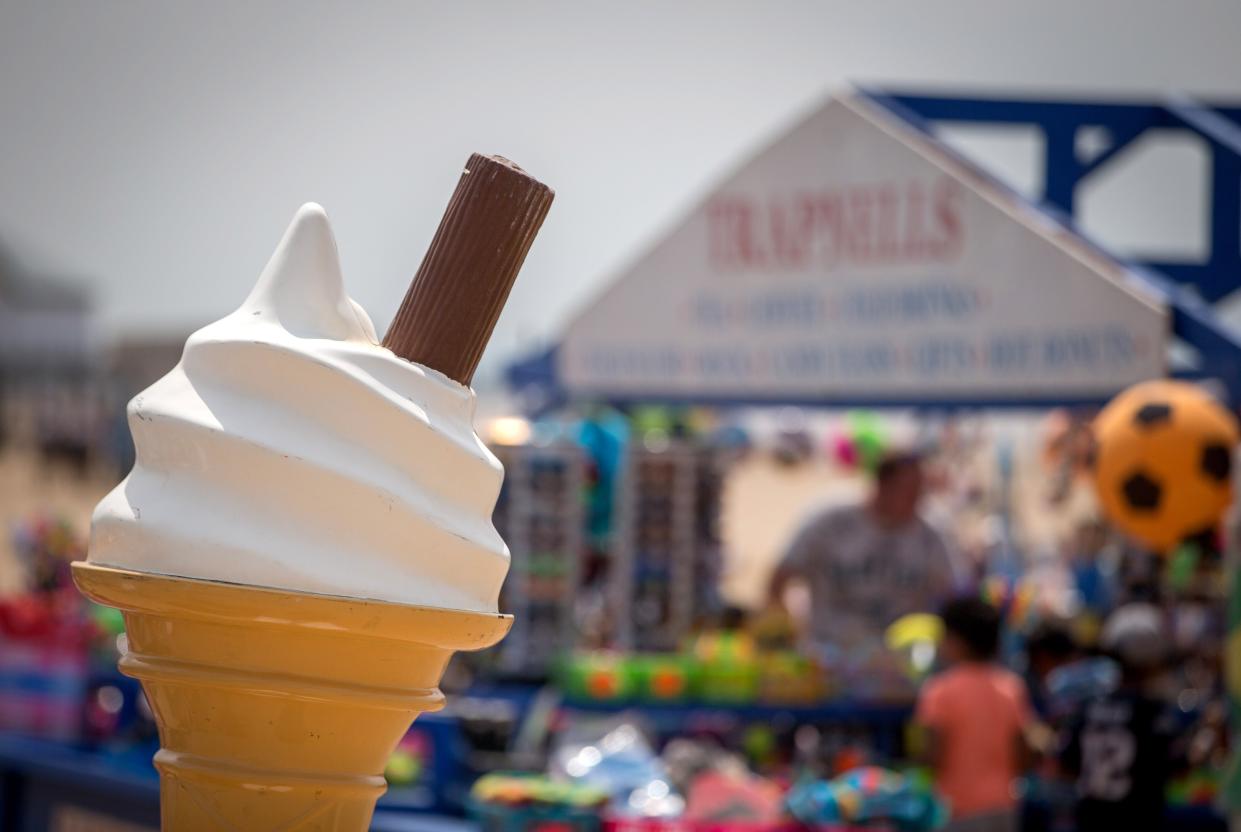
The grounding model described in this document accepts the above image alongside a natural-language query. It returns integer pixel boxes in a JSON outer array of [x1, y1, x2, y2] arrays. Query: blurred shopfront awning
[[509, 88, 1241, 412]]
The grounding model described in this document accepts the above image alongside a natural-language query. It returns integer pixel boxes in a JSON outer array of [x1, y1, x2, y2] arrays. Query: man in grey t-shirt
[[769, 451, 964, 654]]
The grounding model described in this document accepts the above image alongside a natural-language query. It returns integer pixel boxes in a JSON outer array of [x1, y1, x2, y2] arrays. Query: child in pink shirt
[[917, 598, 1033, 832]]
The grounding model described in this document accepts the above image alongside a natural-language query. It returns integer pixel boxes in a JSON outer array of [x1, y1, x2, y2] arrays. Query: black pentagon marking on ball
[[1133, 402, 1173, 428], [1122, 471, 1161, 511], [1201, 443, 1232, 482]]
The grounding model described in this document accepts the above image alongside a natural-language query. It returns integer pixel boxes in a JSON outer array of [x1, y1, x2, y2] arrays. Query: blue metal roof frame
[[507, 90, 1241, 413], [862, 89, 1241, 403], [864, 90, 1241, 302]]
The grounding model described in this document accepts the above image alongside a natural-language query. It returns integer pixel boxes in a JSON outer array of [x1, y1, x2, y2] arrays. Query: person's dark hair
[[941, 597, 1001, 660], [1025, 621, 1076, 662], [720, 606, 749, 631], [874, 450, 921, 484]]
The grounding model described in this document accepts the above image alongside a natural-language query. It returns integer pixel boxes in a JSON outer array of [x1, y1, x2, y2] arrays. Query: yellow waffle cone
[[72, 562, 511, 831]]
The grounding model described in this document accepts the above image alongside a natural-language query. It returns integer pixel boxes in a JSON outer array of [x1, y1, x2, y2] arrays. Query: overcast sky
[[2, 1, 1240, 379]]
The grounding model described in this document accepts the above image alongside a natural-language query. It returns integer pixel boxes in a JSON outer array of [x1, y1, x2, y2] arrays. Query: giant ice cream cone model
[[73, 565, 511, 829], [74, 155, 553, 831]]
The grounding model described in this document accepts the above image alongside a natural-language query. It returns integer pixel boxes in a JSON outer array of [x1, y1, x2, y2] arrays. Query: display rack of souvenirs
[[490, 442, 588, 675], [611, 441, 721, 652], [692, 447, 727, 631]]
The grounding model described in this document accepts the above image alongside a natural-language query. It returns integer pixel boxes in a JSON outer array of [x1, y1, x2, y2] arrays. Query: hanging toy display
[[830, 432, 860, 469], [829, 411, 888, 472], [1092, 380, 1239, 553], [849, 411, 887, 472], [884, 613, 943, 681]]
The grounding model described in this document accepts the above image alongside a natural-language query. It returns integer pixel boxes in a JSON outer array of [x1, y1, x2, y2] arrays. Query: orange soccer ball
[[1093, 380, 1239, 553]]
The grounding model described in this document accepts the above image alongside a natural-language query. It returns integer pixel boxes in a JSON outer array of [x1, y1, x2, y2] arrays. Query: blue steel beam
[[1138, 267, 1241, 404], [873, 93, 1160, 125], [1163, 95, 1241, 303], [866, 91, 1241, 304], [1043, 115, 1152, 214]]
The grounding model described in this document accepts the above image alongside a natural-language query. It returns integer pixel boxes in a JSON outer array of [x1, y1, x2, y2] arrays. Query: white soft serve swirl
[[88, 203, 510, 613]]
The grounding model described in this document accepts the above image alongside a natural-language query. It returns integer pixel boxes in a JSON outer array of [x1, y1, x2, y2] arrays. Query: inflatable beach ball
[[1093, 380, 1239, 553]]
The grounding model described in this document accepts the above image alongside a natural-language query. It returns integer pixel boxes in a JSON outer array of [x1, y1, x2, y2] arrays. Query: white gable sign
[[558, 93, 1167, 404]]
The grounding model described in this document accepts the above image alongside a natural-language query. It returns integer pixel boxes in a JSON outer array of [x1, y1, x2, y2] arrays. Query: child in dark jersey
[[1060, 603, 1177, 831]]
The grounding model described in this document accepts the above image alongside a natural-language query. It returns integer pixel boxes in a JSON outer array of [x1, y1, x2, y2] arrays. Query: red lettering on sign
[[707, 175, 966, 272]]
